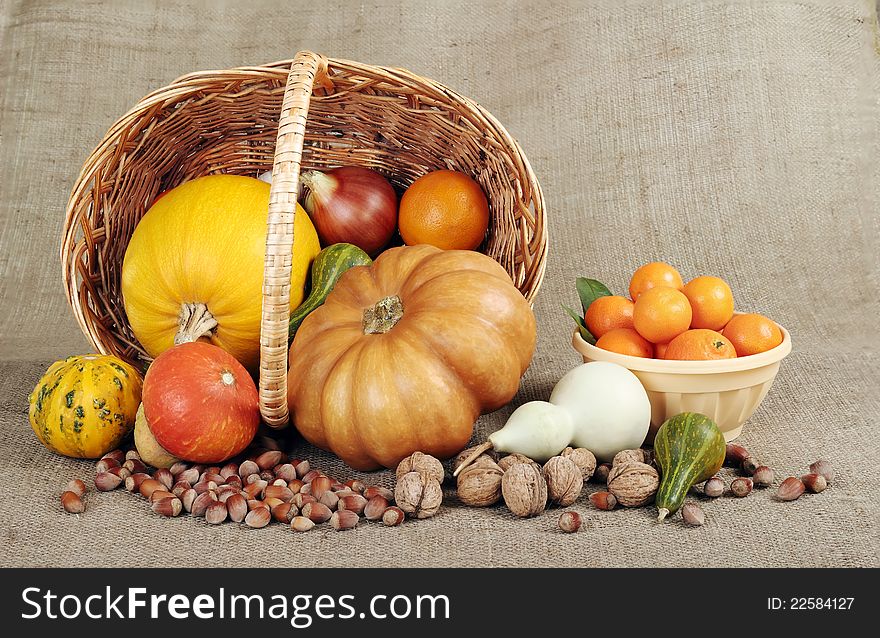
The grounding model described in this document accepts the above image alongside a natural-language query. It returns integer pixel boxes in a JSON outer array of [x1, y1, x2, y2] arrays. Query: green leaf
[[576, 278, 612, 314], [562, 305, 596, 345]]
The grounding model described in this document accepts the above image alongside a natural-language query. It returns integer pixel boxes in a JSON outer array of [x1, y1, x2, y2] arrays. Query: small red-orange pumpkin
[[143, 342, 259, 463], [287, 245, 536, 470]]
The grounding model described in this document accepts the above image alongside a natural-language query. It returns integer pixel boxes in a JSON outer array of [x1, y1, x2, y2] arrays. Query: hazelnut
[[725, 443, 751, 466], [809, 460, 834, 485], [607, 462, 659, 507], [589, 491, 617, 511], [801, 473, 827, 493], [542, 456, 582, 507], [364, 496, 390, 521], [363, 486, 394, 501], [752, 466, 774, 487], [776, 477, 805, 501], [290, 516, 315, 532], [396, 452, 444, 484], [65, 479, 87, 498], [205, 501, 228, 525], [245, 507, 271, 528], [61, 491, 84, 514], [561, 447, 597, 480], [703, 477, 725, 498], [558, 511, 582, 533], [741, 457, 760, 476], [395, 471, 442, 519], [681, 503, 705, 527], [330, 510, 359, 531], [226, 494, 248, 522], [501, 463, 547, 518], [593, 463, 612, 484], [94, 471, 123, 492], [382, 506, 405, 526], [457, 464, 503, 507], [731, 477, 753, 498], [338, 494, 368, 515]]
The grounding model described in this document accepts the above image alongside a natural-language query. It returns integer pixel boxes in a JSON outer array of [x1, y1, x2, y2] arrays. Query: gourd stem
[[657, 508, 669, 522], [175, 302, 218, 346], [452, 441, 495, 477]]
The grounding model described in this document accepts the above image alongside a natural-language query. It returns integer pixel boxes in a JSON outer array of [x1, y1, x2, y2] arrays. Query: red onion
[[300, 166, 398, 256]]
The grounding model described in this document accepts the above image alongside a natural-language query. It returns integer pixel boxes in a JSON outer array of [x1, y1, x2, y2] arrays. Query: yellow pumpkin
[[287, 245, 537, 470], [29, 355, 142, 458], [121, 175, 321, 372]]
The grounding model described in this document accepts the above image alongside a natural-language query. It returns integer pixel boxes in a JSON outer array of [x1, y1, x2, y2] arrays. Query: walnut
[[607, 461, 659, 507], [394, 471, 442, 519], [501, 463, 547, 517], [561, 447, 597, 481], [498, 453, 540, 473], [612, 449, 648, 467], [542, 456, 582, 506], [457, 464, 503, 507], [453, 446, 500, 474], [396, 452, 444, 484]]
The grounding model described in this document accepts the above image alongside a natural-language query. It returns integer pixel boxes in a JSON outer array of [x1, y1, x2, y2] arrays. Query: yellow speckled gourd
[[121, 174, 321, 373], [28, 355, 142, 458]]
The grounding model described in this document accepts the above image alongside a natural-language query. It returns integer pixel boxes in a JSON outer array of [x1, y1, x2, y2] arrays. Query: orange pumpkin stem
[[175, 302, 218, 346], [362, 295, 404, 334]]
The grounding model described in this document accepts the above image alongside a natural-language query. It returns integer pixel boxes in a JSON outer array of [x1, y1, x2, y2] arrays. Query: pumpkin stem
[[175, 302, 218, 346], [363, 295, 404, 334], [657, 508, 669, 522]]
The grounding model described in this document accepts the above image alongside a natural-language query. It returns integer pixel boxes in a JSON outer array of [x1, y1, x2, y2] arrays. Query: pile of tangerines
[[586, 262, 784, 360]]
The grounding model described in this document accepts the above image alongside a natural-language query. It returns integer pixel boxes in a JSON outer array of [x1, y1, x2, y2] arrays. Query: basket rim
[[60, 52, 549, 386]]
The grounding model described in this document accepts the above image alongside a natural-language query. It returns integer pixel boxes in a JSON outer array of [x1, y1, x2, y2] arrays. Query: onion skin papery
[[301, 167, 398, 257]]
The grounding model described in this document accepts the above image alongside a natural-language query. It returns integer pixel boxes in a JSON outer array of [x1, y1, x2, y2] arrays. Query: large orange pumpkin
[[287, 245, 536, 470]]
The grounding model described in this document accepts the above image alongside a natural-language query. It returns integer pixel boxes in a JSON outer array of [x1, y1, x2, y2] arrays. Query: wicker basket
[[61, 51, 547, 428]]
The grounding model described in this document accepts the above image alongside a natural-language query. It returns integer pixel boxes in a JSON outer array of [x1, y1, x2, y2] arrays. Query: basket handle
[[259, 51, 326, 428]]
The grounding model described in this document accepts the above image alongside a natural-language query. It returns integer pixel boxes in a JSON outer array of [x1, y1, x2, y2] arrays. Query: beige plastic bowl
[[571, 319, 792, 442]]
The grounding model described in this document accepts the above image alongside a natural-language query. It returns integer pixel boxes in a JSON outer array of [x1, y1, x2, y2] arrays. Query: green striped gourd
[[288, 243, 372, 339], [28, 354, 142, 458], [654, 412, 726, 521]]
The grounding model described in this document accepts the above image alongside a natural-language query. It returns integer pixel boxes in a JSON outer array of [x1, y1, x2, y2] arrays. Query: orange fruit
[[595, 328, 653, 358], [654, 342, 669, 359], [398, 170, 489, 250], [682, 276, 734, 330], [585, 295, 635, 339], [628, 262, 683, 300], [632, 287, 692, 344], [664, 329, 737, 360], [722, 313, 783, 356]]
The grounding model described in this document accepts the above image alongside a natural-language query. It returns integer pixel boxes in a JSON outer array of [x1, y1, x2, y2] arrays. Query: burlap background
[[1, 0, 878, 568]]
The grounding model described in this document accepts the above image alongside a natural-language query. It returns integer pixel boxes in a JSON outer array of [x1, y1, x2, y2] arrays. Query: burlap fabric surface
[[1, 0, 878, 568]]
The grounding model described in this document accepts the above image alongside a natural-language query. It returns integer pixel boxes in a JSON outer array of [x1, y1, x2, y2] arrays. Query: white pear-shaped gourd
[[487, 401, 574, 462], [454, 362, 650, 476], [549, 361, 650, 461]]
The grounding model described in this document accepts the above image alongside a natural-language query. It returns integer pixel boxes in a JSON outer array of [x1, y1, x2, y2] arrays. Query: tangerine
[[632, 287, 692, 344], [628, 262, 683, 300], [682, 276, 734, 330], [398, 170, 489, 250], [654, 342, 669, 359], [664, 329, 737, 360], [595, 328, 653, 358], [585, 295, 635, 339], [722, 313, 783, 356]]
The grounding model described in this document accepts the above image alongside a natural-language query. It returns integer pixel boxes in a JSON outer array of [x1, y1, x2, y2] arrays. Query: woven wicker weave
[[61, 51, 547, 427]]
